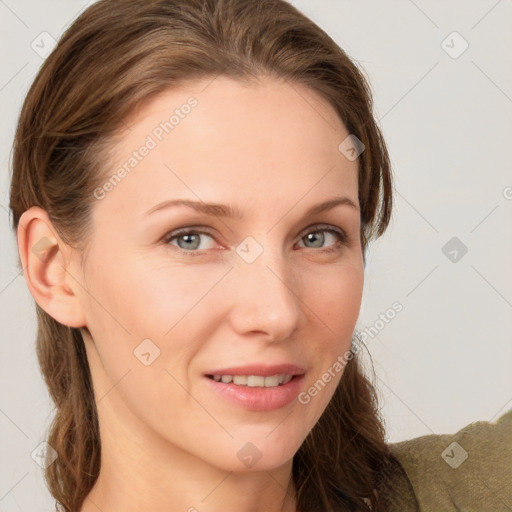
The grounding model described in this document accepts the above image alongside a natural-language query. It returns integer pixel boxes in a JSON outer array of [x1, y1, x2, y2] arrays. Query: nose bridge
[[229, 236, 301, 338]]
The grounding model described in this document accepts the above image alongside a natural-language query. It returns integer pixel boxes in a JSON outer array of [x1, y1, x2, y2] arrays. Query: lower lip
[[204, 375, 305, 411]]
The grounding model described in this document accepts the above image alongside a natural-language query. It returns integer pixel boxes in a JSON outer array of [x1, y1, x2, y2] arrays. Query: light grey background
[[1, 1, 511, 510]]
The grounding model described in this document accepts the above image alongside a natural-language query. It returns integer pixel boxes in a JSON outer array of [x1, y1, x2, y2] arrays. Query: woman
[[9, 0, 509, 511]]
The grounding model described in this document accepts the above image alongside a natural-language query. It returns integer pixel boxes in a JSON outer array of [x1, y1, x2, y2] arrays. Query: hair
[[9, 0, 416, 510]]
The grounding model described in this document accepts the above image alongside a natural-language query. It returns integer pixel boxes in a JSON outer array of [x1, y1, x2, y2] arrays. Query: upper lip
[[204, 364, 306, 377]]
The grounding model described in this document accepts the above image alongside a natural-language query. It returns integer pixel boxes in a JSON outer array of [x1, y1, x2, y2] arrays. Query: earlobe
[[17, 206, 87, 328]]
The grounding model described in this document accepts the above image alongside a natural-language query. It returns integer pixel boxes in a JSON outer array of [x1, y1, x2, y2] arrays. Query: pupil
[[307, 232, 324, 248], [179, 234, 199, 250]]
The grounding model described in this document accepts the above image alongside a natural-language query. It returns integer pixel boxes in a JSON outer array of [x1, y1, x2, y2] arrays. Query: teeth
[[263, 375, 279, 387], [233, 375, 247, 385], [211, 374, 294, 387], [282, 374, 293, 384], [247, 375, 264, 387]]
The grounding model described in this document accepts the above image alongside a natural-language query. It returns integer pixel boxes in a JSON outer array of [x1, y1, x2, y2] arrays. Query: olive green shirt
[[389, 409, 512, 511]]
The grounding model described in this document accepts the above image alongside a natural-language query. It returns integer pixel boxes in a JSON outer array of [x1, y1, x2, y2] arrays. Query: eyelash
[[162, 224, 348, 256]]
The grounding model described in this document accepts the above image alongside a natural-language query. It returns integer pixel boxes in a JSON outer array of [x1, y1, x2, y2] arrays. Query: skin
[[18, 75, 364, 512]]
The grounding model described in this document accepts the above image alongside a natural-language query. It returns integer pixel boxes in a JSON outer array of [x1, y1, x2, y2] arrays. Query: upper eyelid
[[166, 223, 345, 236]]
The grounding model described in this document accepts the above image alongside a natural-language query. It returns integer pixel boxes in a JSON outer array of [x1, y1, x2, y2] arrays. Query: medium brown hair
[[10, 1, 411, 510]]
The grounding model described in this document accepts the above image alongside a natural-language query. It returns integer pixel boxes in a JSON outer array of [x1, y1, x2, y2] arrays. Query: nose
[[227, 245, 301, 342]]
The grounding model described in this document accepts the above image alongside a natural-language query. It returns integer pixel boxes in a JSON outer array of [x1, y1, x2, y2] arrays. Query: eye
[[297, 225, 347, 252], [164, 229, 218, 253], [163, 224, 348, 255]]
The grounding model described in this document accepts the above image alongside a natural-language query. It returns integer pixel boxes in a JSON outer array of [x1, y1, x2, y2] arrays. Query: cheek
[[130, 262, 227, 337], [79, 247, 221, 387], [297, 262, 362, 408], [79, 249, 205, 439], [304, 260, 364, 336]]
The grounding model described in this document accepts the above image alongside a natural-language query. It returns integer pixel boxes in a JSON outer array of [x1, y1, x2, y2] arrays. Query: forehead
[[95, 76, 359, 220]]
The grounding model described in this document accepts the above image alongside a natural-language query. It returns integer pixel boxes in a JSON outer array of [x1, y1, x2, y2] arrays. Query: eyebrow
[[144, 196, 359, 218]]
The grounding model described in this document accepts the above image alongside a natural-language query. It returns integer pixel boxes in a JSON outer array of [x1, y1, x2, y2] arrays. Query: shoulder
[[389, 409, 512, 510]]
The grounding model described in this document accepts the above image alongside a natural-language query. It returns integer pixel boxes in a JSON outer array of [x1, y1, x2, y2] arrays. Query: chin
[[221, 435, 301, 473]]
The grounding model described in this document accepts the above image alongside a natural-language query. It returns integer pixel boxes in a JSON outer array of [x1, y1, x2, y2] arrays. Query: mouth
[[203, 365, 306, 411]]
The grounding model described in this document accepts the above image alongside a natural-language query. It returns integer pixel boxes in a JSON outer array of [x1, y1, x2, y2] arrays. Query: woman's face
[[75, 75, 364, 472]]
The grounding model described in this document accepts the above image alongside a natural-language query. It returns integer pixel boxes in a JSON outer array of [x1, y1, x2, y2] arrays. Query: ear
[[17, 206, 87, 328]]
